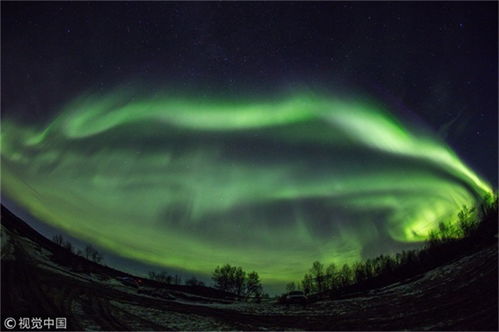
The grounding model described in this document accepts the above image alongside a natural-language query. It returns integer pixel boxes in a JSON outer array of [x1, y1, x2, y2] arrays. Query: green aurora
[[1, 90, 493, 284]]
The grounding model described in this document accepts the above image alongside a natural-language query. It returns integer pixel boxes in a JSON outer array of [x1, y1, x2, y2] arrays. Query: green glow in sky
[[1, 90, 492, 284]]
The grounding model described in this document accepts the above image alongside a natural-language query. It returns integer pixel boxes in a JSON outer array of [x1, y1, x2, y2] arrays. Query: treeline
[[147, 271, 205, 286], [212, 264, 265, 301], [288, 197, 498, 298], [52, 234, 103, 263], [147, 264, 266, 301]]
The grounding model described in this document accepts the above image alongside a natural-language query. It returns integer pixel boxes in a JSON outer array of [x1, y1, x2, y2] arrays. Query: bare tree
[[301, 273, 314, 295], [173, 274, 182, 285], [325, 263, 337, 290], [62, 240, 74, 254], [52, 234, 64, 246], [246, 271, 263, 301], [212, 264, 232, 292], [84, 244, 103, 263], [310, 261, 325, 293], [212, 264, 247, 295]]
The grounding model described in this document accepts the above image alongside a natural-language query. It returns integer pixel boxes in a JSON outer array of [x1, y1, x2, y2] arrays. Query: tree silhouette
[[310, 261, 325, 293], [292, 198, 497, 298], [212, 265, 262, 298], [212, 264, 232, 292], [301, 273, 314, 295], [246, 271, 263, 300], [84, 244, 102, 263], [325, 263, 337, 290], [233, 267, 246, 296], [52, 234, 64, 246], [51, 234, 75, 254]]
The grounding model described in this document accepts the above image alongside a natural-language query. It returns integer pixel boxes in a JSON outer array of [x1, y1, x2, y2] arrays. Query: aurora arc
[[1, 90, 493, 284]]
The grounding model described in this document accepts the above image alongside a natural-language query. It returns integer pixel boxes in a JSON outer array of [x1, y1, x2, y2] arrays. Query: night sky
[[1, 2, 497, 288]]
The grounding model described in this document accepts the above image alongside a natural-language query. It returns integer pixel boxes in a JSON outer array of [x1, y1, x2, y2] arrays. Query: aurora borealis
[[1, 2, 497, 290], [1, 90, 493, 283]]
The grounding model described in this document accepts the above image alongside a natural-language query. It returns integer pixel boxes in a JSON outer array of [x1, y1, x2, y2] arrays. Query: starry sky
[[1, 2, 497, 289]]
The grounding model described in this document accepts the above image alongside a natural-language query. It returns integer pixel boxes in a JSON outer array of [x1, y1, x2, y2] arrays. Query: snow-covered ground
[[110, 300, 234, 330]]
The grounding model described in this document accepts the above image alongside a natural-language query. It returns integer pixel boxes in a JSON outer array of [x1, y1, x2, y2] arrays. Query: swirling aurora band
[[1, 90, 493, 284]]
